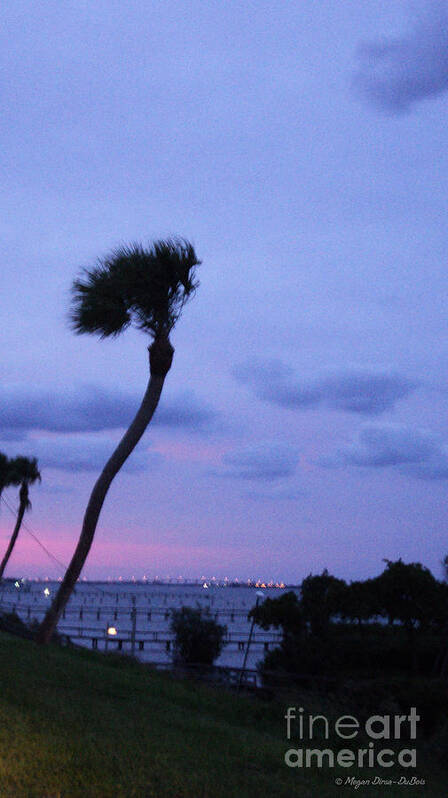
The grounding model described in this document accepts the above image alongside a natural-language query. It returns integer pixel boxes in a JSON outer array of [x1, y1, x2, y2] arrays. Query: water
[[1, 580, 298, 669]]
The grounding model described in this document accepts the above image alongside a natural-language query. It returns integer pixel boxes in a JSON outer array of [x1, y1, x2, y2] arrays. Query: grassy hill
[[0, 632, 445, 797]]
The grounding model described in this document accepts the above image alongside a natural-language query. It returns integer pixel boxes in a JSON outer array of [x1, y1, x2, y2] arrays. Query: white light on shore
[[107, 626, 118, 636]]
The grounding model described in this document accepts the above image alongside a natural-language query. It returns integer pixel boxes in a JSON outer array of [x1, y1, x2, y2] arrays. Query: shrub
[[0, 612, 67, 645], [0, 611, 31, 636], [170, 607, 227, 665]]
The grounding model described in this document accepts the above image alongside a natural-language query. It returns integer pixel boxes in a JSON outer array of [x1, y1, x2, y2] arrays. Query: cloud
[[155, 391, 218, 431], [353, 1, 448, 112], [0, 435, 161, 474], [330, 423, 448, 480], [219, 442, 300, 482], [233, 360, 417, 416], [0, 384, 217, 435]]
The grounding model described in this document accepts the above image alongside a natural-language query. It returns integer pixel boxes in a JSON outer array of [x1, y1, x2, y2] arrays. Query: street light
[[238, 590, 264, 693], [105, 624, 117, 652], [130, 596, 137, 658]]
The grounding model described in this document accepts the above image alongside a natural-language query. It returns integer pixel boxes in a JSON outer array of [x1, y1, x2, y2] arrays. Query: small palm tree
[[0, 456, 41, 579], [38, 238, 200, 643]]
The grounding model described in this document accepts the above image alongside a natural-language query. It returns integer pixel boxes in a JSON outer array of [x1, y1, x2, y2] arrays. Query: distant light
[[202, 583, 208, 589], [14, 581, 20, 589], [107, 626, 118, 636], [43, 587, 50, 596]]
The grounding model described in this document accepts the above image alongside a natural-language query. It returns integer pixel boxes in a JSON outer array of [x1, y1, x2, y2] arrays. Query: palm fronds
[[70, 238, 200, 339]]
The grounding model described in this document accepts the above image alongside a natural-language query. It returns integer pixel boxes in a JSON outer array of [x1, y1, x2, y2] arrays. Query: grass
[[0, 632, 446, 797]]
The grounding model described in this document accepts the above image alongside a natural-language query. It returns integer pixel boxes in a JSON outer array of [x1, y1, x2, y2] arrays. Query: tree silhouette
[[38, 238, 200, 643], [0, 457, 41, 579]]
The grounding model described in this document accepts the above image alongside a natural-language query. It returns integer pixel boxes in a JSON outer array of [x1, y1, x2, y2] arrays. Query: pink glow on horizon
[[0, 525, 288, 581]]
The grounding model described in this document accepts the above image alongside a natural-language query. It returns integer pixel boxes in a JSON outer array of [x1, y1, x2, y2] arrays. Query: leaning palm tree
[[0, 456, 41, 579], [37, 238, 200, 643]]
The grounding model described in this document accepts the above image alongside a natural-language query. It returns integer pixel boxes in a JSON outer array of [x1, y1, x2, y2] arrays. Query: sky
[[1, 0, 448, 583]]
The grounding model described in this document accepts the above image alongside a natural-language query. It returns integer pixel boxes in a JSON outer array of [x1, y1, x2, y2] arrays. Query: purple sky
[[1, 0, 448, 582]]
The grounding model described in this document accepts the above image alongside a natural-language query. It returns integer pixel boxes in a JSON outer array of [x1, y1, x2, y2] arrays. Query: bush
[[257, 623, 444, 680], [0, 611, 67, 645], [0, 611, 31, 637], [170, 607, 227, 665]]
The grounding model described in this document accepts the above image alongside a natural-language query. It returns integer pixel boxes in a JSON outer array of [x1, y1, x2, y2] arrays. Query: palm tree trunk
[[0, 483, 28, 580], [37, 339, 173, 644]]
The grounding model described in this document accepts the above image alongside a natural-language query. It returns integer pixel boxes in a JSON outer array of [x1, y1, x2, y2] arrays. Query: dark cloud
[[233, 360, 417, 416], [330, 423, 448, 481], [353, 1, 448, 112], [0, 384, 217, 435], [0, 436, 161, 474], [155, 391, 218, 431], [219, 442, 299, 482]]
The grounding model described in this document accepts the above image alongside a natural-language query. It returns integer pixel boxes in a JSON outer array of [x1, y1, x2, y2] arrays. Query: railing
[[51, 625, 280, 653], [152, 661, 259, 688], [0, 596, 282, 663], [0, 596, 260, 621], [0, 613, 340, 694]]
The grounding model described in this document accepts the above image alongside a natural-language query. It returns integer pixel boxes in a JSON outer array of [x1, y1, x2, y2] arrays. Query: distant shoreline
[[2, 577, 297, 588]]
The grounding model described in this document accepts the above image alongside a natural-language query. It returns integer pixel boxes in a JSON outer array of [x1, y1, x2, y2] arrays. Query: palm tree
[[37, 238, 200, 643], [0, 456, 41, 579]]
